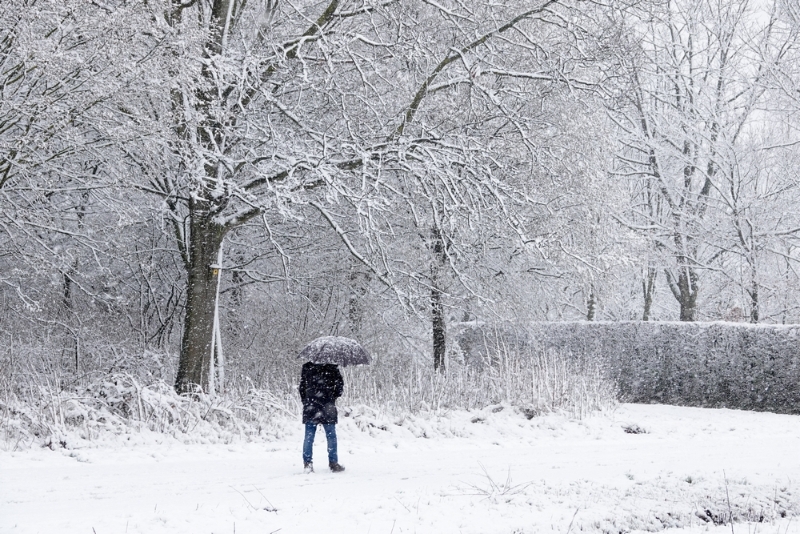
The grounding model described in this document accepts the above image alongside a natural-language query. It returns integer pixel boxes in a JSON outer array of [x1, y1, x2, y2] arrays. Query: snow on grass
[[1, 403, 799, 534]]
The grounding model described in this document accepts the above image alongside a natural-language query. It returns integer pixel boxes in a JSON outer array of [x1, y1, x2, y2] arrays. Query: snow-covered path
[[2, 404, 799, 534]]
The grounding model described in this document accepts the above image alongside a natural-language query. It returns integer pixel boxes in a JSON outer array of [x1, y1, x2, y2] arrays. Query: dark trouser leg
[[302, 423, 317, 464], [322, 423, 337, 464]]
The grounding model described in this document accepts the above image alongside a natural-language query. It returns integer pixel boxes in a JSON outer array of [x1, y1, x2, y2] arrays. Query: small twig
[[566, 508, 580, 534], [723, 470, 735, 534], [394, 496, 411, 512], [230, 485, 258, 511], [252, 485, 278, 512]]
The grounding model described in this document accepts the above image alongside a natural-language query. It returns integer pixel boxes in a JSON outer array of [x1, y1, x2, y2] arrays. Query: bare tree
[[126, 0, 619, 392], [0, 0, 174, 369], [612, 0, 797, 321]]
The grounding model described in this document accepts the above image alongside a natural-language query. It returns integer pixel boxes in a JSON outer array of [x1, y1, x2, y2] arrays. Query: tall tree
[[611, 0, 796, 321], [141, 0, 612, 392], [0, 0, 168, 343]]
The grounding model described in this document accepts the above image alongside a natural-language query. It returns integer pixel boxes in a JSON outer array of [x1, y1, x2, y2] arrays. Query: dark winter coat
[[299, 362, 344, 425]]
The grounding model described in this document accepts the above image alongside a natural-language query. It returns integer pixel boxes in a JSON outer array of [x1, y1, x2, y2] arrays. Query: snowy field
[[2, 403, 799, 534]]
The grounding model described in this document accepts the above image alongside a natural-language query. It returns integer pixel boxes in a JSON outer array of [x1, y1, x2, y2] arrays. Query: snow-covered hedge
[[456, 321, 800, 414]]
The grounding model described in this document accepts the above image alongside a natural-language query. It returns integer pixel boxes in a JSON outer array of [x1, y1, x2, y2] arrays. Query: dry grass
[[0, 344, 616, 450]]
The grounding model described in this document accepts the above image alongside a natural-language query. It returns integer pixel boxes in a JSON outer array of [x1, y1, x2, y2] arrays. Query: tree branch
[[391, 0, 560, 139]]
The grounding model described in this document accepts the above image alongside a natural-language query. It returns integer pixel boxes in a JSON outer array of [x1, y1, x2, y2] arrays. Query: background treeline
[[2, 0, 800, 411]]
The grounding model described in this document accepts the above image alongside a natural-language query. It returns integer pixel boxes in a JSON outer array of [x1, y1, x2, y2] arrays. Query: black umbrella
[[297, 336, 372, 366]]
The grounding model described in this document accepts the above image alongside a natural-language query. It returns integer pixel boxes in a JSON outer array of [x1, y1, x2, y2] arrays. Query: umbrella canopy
[[297, 336, 372, 366]]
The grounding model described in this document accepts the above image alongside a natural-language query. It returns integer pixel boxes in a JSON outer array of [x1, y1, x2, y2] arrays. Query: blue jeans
[[302, 423, 337, 464]]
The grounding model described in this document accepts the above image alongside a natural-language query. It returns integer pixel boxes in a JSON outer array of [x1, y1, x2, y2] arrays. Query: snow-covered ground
[[2, 403, 799, 534]]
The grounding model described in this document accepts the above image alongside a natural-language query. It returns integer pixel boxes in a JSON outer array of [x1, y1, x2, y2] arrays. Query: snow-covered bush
[[457, 321, 800, 413], [0, 373, 298, 451]]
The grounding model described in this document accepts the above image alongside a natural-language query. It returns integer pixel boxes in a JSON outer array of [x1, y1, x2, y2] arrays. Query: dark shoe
[[329, 462, 345, 473], [303, 462, 314, 473]]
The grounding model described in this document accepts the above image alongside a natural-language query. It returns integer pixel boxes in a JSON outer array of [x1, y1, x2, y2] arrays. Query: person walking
[[299, 361, 346, 473]]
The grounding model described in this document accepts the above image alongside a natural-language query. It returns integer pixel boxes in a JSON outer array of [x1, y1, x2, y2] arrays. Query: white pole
[[215, 297, 225, 394], [209, 241, 225, 396], [208, 315, 216, 397]]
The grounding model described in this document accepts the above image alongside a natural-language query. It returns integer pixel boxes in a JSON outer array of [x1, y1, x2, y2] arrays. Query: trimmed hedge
[[455, 321, 800, 414]]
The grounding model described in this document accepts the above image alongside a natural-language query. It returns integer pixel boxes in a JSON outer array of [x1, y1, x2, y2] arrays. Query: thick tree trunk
[[642, 267, 656, 321], [677, 269, 698, 321], [431, 282, 446, 373], [62, 270, 73, 311], [748, 285, 759, 323], [665, 266, 698, 322], [430, 225, 446, 373], [174, 213, 225, 394], [748, 260, 759, 323], [676, 271, 697, 322], [747, 253, 759, 323], [347, 260, 370, 335], [678, 298, 696, 321]]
